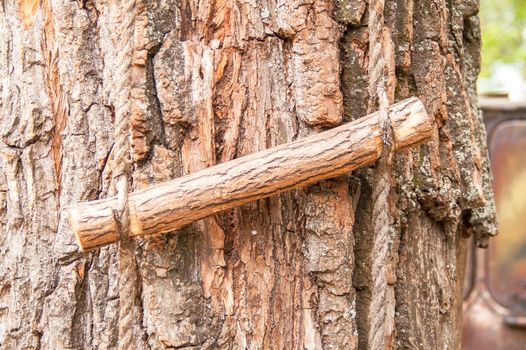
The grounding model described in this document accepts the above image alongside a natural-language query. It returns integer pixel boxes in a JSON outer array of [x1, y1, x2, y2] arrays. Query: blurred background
[[462, 1, 526, 348], [478, 0, 526, 100]]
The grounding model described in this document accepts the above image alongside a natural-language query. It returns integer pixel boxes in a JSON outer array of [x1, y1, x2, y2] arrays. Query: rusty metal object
[[463, 99, 526, 350]]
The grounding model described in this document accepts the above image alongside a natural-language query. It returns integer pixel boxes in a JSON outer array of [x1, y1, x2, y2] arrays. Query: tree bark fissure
[[0, 0, 496, 349]]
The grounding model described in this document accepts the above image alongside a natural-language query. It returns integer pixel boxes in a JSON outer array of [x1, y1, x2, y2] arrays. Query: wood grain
[[68, 97, 431, 251]]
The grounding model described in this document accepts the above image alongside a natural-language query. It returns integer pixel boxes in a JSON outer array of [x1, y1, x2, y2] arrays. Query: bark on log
[[68, 97, 431, 251]]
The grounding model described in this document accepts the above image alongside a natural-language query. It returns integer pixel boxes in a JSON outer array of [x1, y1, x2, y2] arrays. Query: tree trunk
[[0, 0, 496, 349]]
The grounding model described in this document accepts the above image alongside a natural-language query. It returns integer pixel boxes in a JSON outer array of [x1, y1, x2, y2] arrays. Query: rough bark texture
[[0, 0, 496, 349], [69, 98, 431, 251]]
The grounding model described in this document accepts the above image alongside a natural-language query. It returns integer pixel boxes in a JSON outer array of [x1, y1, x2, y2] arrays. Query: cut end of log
[[67, 207, 86, 252], [389, 97, 432, 150], [68, 97, 432, 252], [67, 201, 121, 251]]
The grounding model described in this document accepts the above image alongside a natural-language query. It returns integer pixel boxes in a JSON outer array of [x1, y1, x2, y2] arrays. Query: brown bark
[[0, 0, 496, 349], [70, 97, 431, 251]]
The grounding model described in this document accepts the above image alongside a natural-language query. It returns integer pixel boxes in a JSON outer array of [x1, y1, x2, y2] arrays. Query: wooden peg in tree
[[68, 97, 432, 251]]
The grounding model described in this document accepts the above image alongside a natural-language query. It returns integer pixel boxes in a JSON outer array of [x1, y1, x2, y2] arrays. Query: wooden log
[[68, 97, 431, 251]]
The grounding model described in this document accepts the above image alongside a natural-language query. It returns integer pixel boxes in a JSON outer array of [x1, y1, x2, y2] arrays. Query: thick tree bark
[[0, 0, 496, 349], [70, 98, 431, 251]]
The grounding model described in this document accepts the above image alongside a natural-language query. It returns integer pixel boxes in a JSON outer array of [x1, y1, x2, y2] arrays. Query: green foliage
[[480, 0, 526, 78]]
